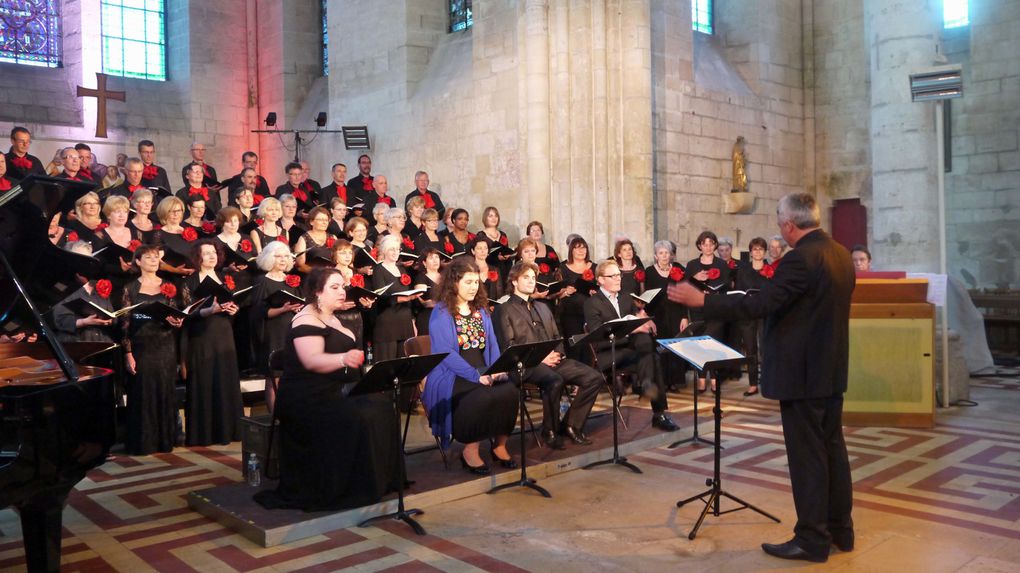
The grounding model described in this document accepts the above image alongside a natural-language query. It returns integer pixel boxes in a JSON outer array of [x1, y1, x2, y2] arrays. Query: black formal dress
[[121, 281, 179, 455], [703, 229, 855, 557], [412, 272, 439, 335], [618, 259, 645, 299], [253, 323, 400, 512], [370, 265, 415, 362], [181, 274, 242, 446], [685, 255, 730, 342], [643, 263, 690, 388], [52, 283, 117, 344], [557, 262, 596, 343], [250, 275, 300, 374], [448, 313, 518, 444]]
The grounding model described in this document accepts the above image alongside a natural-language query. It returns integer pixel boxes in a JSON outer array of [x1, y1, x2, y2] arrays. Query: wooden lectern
[[846, 278, 935, 428]]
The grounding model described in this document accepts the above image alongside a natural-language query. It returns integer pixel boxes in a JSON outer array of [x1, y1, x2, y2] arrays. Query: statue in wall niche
[[731, 136, 748, 193]]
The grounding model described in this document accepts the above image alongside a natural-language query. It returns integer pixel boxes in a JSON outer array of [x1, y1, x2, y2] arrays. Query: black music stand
[[660, 337, 780, 539], [570, 316, 650, 474], [484, 339, 565, 498], [661, 331, 713, 449], [351, 353, 448, 536]]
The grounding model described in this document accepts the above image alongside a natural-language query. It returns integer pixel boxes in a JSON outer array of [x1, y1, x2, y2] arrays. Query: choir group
[[2, 127, 790, 508]]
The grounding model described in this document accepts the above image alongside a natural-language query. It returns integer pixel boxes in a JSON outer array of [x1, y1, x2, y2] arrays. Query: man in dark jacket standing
[[668, 192, 855, 563]]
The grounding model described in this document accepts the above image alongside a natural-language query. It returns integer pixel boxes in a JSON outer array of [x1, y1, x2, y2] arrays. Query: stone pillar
[[523, 0, 552, 229], [866, 0, 942, 271]]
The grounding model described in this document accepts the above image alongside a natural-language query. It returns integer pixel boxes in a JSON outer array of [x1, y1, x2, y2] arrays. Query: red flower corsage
[[728, 259, 737, 269], [350, 274, 365, 288], [548, 250, 558, 261], [239, 239, 253, 253], [253, 194, 264, 204], [224, 275, 236, 291], [487, 270, 499, 282], [399, 274, 411, 286], [760, 264, 775, 279], [277, 235, 288, 243], [95, 279, 112, 299], [154, 224, 162, 230], [582, 268, 595, 281], [285, 274, 301, 288], [499, 235, 508, 246], [128, 239, 142, 252], [707, 268, 722, 280], [370, 247, 379, 260], [468, 233, 476, 241], [443, 241, 454, 254], [66, 231, 79, 243], [160, 282, 177, 299], [202, 221, 216, 234], [401, 237, 414, 250], [96, 222, 109, 232], [182, 227, 199, 242], [255, 217, 264, 226], [326, 237, 336, 248], [539, 263, 551, 274], [669, 267, 685, 282], [634, 269, 646, 282]]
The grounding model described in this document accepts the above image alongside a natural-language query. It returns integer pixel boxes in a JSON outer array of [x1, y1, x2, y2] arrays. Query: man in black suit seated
[[493, 262, 604, 449], [668, 192, 855, 563], [584, 259, 679, 432]]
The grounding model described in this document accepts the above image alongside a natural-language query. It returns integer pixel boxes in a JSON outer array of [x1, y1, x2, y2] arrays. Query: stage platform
[[187, 403, 682, 547]]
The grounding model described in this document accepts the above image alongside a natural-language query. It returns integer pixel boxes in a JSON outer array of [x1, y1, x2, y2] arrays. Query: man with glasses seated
[[583, 259, 679, 432]]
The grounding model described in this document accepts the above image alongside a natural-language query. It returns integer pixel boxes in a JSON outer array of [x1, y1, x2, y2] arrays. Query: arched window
[[449, 0, 472, 33], [0, 0, 62, 68], [944, 0, 969, 28], [692, 0, 713, 35], [101, 0, 166, 81]]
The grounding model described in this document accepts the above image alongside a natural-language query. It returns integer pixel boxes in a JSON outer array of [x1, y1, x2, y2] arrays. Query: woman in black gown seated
[[422, 257, 519, 475], [254, 267, 400, 511]]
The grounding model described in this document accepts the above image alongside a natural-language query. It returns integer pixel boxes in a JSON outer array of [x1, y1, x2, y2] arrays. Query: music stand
[[661, 331, 713, 449], [659, 337, 780, 539], [570, 316, 650, 474], [484, 339, 565, 498], [351, 353, 448, 536]]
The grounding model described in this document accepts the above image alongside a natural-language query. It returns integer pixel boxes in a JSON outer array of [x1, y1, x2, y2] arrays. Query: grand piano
[[0, 175, 117, 572]]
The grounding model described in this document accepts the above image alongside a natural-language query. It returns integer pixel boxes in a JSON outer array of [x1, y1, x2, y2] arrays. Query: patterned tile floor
[[2, 375, 1019, 572]]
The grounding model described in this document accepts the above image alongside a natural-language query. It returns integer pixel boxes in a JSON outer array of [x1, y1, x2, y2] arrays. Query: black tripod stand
[[571, 317, 651, 474], [486, 339, 564, 498], [352, 353, 448, 536], [668, 365, 714, 449], [673, 359, 780, 539]]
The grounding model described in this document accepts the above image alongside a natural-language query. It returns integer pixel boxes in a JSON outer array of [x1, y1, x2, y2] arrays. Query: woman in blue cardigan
[[424, 257, 519, 475]]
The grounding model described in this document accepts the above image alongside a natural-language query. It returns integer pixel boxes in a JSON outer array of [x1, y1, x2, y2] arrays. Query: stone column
[[523, 0, 552, 228], [866, 0, 942, 271]]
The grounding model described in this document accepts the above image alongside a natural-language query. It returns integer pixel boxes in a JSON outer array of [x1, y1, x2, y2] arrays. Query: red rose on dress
[[499, 235, 508, 246], [154, 224, 162, 230], [326, 237, 336, 248], [160, 282, 177, 299], [728, 259, 737, 269], [277, 235, 288, 244], [370, 247, 379, 260], [399, 274, 411, 286], [96, 223, 109, 232], [95, 279, 113, 299], [539, 263, 551, 274], [239, 239, 253, 253], [634, 269, 646, 282], [182, 227, 199, 242], [253, 194, 264, 204], [285, 274, 301, 288], [707, 268, 721, 280], [363, 177, 374, 191], [402, 236, 415, 250], [487, 270, 498, 282], [423, 193, 435, 209], [669, 267, 684, 282], [202, 221, 216, 234], [224, 275, 236, 290], [350, 274, 365, 288], [255, 218, 264, 226], [65, 231, 79, 243], [760, 264, 775, 279], [128, 239, 142, 252], [548, 250, 558, 261], [467, 233, 476, 241], [444, 241, 454, 254], [582, 268, 595, 281]]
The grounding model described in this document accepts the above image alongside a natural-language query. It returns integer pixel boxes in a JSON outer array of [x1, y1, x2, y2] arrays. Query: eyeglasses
[[81, 201, 100, 207], [601, 273, 622, 279]]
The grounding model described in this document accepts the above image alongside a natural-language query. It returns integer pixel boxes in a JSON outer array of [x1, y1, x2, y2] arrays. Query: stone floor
[[2, 373, 1019, 572]]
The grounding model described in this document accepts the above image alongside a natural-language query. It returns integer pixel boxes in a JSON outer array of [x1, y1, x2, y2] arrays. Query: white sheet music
[[658, 336, 745, 370]]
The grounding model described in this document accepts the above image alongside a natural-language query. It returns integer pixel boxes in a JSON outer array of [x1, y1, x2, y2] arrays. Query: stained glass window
[[449, 0, 472, 33], [0, 0, 62, 68], [692, 0, 713, 35], [321, 0, 328, 76], [100, 0, 166, 81], [944, 0, 969, 28]]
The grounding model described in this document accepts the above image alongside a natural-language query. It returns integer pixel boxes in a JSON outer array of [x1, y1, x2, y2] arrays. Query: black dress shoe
[[761, 540, 828, 563], [489, 449, 518, 469], [651, 413, 680, 432], [542, 429, 566, 450], [831, 531, 854, 552], [562, 425, 593, 445], [460, 454, 490, 475]]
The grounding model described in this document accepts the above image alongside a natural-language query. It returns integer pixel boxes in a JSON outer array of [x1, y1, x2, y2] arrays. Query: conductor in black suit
[[584, 260, 679, 432], [493, 262, 603, 448], [668, 192, 855, 563]]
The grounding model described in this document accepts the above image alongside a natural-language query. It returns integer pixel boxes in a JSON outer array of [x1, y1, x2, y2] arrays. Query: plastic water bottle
[[559, 396, 570, 418], [246, 453, 261, 487]]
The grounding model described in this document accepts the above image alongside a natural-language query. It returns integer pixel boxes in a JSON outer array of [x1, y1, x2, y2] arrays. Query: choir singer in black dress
[[254, 268, 400, 511]]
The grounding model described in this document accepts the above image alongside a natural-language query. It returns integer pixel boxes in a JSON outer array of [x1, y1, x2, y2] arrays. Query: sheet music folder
[[348, 353, 449, 397], [656, 336, 745, 371]]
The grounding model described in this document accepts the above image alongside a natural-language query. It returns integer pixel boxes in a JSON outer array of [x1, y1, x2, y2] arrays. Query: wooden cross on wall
[[76, 72, 125, 138]]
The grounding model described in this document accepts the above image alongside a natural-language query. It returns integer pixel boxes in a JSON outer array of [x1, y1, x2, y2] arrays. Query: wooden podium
[[846, 278, 935, 428]]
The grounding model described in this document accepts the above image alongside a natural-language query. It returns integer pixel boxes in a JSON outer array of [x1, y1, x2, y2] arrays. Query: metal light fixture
[[909, 66, 963, 102], [264, 112, 277, 127], [342, 126, 371, 150], [315, 112, 327, 127]]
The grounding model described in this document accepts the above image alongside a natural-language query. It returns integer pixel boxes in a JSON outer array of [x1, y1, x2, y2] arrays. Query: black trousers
[[523, 358, 603, 432], [598, 332, 668, 413], [779, 395, 854, 555]]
